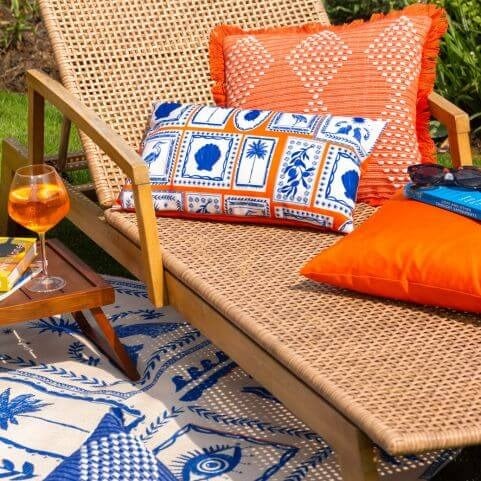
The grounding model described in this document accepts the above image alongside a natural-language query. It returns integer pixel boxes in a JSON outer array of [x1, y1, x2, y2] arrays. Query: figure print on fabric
[[144, 141, 166, 167]]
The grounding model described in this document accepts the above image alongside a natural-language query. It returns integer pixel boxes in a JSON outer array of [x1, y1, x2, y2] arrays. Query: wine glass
[[8, 164, 70, 293]]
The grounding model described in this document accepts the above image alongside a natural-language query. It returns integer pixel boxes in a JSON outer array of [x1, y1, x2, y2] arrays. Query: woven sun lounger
[[0, 1, 476, 480]]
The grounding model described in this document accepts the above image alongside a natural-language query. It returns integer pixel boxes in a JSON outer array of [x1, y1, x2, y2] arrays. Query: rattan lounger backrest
[[38, 0, 330, 207]]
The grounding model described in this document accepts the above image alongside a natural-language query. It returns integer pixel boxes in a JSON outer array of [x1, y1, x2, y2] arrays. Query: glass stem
[[39, 232, 48, 277]]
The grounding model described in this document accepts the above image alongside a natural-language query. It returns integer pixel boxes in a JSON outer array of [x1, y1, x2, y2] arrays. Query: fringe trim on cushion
[[209, 4, 447, 162], [209, 23, 320, 106]]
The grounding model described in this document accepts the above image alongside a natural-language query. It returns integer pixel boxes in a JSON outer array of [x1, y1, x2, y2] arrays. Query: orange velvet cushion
[[210, 5, 447, 205], [301, 192, 481, 313]]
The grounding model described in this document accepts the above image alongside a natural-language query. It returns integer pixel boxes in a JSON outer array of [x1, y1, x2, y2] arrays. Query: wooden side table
[[0, 239, 139, 381]]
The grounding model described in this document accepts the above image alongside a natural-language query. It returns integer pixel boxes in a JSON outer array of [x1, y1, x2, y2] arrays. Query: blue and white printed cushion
[[119, 102, 386, 233]]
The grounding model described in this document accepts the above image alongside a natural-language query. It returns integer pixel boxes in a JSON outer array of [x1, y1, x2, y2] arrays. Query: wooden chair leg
[[72, 308, 140, 381], [1, 139, 30, 235], [449, 130, 473, 167], [57, 116, 72, 173], [0, 146, 14, 235], [337, 429, 380, 481]]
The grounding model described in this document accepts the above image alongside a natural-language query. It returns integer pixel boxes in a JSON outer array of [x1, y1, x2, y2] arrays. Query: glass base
[[26, 275, 66, 293]]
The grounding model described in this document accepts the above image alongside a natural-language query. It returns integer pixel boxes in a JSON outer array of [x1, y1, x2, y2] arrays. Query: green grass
[[0, 90, 81, 154], [0, 89, 131, 277]]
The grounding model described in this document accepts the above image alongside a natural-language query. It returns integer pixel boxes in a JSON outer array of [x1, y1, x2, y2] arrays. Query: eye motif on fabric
[[172, 445, 242, 480]]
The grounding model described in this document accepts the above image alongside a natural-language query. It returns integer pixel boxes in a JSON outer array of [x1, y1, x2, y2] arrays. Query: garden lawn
[[0, 90, 131, 277]]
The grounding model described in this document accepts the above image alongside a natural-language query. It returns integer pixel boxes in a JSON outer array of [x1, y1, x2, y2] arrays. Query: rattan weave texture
[[38, 0, 329, 207], [106, 204, 481, 455]]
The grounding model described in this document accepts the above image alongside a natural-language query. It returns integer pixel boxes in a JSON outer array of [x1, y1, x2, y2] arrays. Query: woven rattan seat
[[106, 204, 481, 455]]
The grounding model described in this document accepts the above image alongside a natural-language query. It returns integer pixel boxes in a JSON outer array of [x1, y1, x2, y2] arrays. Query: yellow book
[[0, 237, 38, 292]]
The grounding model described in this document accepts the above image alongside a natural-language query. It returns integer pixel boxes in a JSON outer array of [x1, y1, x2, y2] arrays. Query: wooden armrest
[[25, 69, 164, 308], [428, 92, 472, 167], [26, 69, 149, 185]]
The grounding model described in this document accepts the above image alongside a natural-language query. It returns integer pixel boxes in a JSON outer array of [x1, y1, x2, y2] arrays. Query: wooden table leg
[[72, 307, 140, 381]]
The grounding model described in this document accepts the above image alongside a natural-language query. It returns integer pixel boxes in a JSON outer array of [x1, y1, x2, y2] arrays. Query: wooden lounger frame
[[0, 68, 472, 481]]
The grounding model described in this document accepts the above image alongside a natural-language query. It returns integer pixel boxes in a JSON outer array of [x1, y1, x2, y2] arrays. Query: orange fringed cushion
[[210, 5, 447, 205], [301, 192, 481, 314]]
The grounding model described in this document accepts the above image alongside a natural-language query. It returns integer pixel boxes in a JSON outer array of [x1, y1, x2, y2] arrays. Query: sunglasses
[[407, 163, 481, 190]]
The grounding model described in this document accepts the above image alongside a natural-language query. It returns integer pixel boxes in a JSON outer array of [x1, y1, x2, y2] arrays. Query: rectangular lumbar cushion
[[301, 191, 481, 313], [209, 4, 447, 205], [119, 102, 385, 233]]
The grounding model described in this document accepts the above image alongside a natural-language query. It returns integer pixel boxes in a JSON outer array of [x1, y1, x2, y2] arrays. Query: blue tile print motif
[[154, 101, 182, 119], [195, 143, 222, 171], [274, 207, 334, 229], [153, 423, 298, 480], [151, 101, 195, 129], [314, 145, 361, 223], [225, 196, 270, 217], [274, 138, 324, 205], [0, 276, 456, 480], [189, 106, 234, 128], [234, 109, 271, 131], [187, 194, 222, 215], [268, 112, 320, 134], [119, 189, 135, 210], [152, 192, 182, 212], [315, 115, 386, 161], [175, 132, 239, 188], [235, 137, 276, 190], [142, 132, 179, 184], [341, 169, 360, 202]]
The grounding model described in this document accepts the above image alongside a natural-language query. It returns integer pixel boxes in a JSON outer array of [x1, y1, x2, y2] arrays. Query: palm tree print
[[0, 388, 50, 430], [246, 140, 268, 183]]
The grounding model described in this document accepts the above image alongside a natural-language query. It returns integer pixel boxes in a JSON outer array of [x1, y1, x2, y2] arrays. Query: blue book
[[404, 183, 481, 221]]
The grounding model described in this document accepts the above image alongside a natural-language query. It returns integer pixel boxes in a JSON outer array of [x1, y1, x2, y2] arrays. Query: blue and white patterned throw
[[0, 277, 457, 480]]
